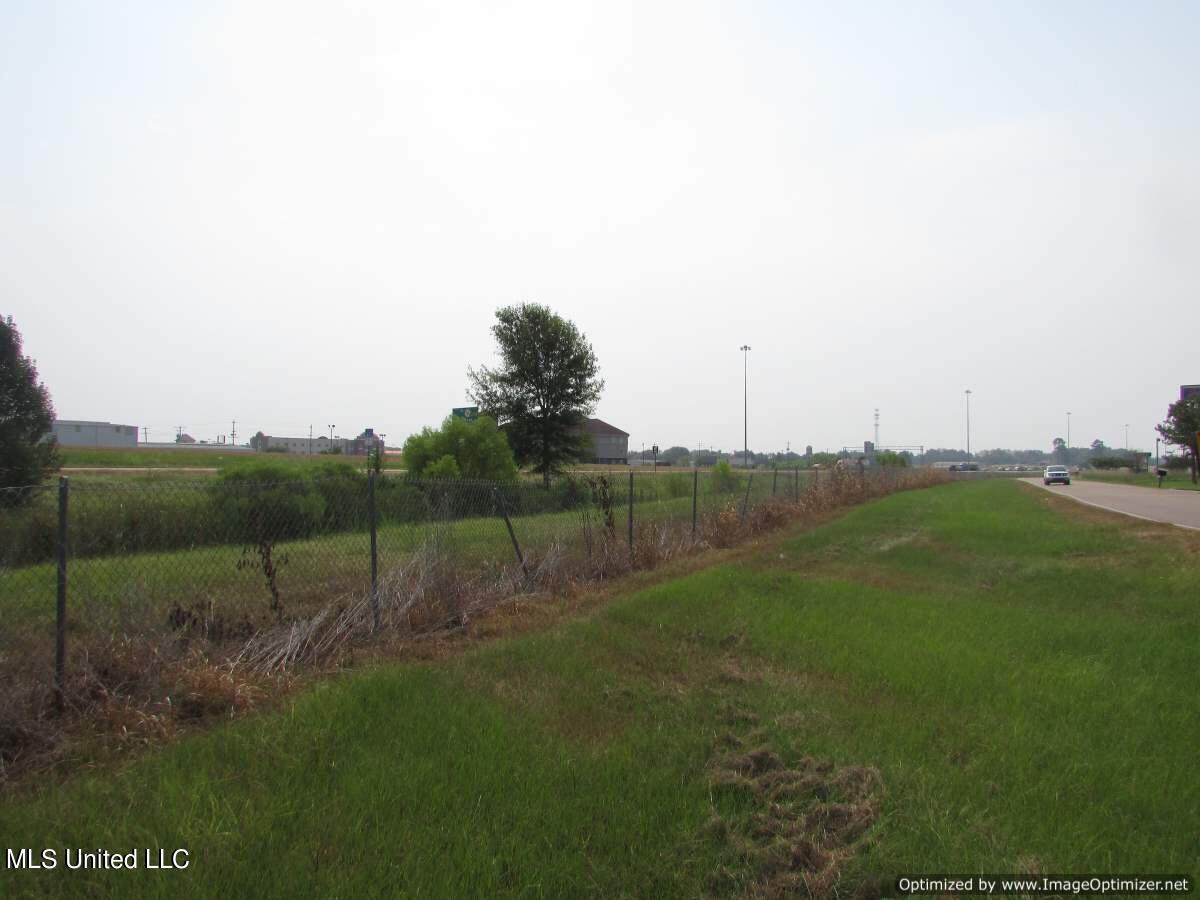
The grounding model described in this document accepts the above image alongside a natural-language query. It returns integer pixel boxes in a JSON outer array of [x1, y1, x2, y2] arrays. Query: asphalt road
[[1023, 478, 1200, 530]]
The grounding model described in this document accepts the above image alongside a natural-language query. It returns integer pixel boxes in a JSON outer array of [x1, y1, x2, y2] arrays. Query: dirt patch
[[705, 732, 884, 899]]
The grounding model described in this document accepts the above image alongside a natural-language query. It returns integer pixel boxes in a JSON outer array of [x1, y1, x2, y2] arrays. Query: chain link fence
[[1, 464, 938, 766]]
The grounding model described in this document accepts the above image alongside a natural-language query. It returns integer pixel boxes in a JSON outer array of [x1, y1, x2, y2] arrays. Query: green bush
[[710, 460, 742, 493], [211, 462, 326, 543], [424, 455, 462, 479], [402, 416, 517, 481]]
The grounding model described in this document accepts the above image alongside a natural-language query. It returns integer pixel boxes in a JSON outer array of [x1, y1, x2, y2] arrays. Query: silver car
[[1043, 465, 1071, 485]]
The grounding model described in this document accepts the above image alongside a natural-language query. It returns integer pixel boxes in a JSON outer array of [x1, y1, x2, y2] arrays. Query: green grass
[[1079, 468, 1200, 490], [3, 480, 1197, 897], [3, 482, 763, 627], [59, 447, 406, 470]]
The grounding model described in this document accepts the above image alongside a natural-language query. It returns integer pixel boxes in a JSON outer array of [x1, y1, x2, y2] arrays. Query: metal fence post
[[772, 468, 778, 496], [794, 468, 800, 502], [691, 469, 698, 536], [368, 470, 379, 631], [628, 471, 634, 558], [741, 472, 754, 520], [494, 487, 528, 577], [55, 475, 69, 713]]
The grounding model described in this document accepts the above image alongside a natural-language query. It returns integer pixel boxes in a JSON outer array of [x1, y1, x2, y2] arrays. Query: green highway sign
[[452, 406, 480, 421]]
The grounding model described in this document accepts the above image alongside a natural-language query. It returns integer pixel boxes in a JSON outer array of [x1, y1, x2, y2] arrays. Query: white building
[[51, 420, 138, 448], [258, 428, 385, 456]]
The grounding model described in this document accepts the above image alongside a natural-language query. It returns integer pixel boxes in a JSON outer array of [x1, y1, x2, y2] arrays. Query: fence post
[[691, 469, 698, 536], [628, 471, 634, 558], [368, 471, 379, 631], [772, 467, 778, 496], [55, 475, 69, 713], [741, 472, 754, 520], [494, 487, 527, 577], [794, 468, 800, 502]]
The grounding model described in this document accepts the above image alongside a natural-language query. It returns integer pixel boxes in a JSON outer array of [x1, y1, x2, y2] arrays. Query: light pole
[[1066, 412, 1071, 466], [328, 424, 335, 452], [965, 390, 972, 459], [1125, 424, 1129, 450], [740, 345, 751, 468]]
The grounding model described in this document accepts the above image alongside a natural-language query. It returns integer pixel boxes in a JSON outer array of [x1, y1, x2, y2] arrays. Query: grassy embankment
[[1079, 469, 1200, 491], [3, 479, 1196, 897]]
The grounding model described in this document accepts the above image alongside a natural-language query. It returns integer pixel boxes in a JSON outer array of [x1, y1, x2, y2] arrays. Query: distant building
[[580, 418, 629, 464], [258, 428, 385, 456], [50, 420, 138, 448]]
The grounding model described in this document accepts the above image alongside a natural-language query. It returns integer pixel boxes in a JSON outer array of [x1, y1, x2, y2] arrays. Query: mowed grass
[[1080, 468, 1200, 491], [3, 479, 1197, 897]]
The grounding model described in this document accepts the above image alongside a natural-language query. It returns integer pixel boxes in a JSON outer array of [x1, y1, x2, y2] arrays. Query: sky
[[3, 0, 1198, 455]]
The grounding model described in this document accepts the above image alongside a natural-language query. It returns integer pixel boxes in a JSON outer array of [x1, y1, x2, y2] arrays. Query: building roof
[[583, 417, 629, 437]]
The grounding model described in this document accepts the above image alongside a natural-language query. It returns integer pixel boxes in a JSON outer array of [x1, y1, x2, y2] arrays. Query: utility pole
[[874, 408, 880, 447], [176, 425, 184, 442], [740, 345, 751, 468], [965, 390, 972, 459], [309, 425, 313, 455], [231, 420, 237, 447], [1125, 423, 1129, 450], [1066, 412, 1071, 466], [141, 426, 148, 444]]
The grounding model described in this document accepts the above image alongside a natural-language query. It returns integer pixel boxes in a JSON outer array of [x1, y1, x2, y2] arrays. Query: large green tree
[[468, 304, 603, 486], [0, 315, 59, 493], [1156, 396, 1200, 483], [401, 415, 517, 481]]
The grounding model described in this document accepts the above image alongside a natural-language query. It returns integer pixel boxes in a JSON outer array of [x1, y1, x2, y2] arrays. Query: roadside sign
[[1182, 385, 1200, 400], [452, 407, 479, 421]]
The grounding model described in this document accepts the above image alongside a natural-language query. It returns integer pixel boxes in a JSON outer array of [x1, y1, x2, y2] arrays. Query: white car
[[1043, 465, 1071, 485]]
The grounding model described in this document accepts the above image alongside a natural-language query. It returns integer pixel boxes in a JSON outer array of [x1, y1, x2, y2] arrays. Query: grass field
[[59, 447, 406, 471], [4, 483, 759, 627], [3, 479, 1196, 897], [1079, 468, 1200, 491]]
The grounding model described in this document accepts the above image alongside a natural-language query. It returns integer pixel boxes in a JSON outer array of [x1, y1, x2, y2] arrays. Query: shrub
[[402, 416, 517, 481], [424, 455, 462, 480], [211, 462, 325, 543], [711, 460, 742, 493]]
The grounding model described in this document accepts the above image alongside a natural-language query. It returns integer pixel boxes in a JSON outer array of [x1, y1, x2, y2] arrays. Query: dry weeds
[[706, 729, 884, 899]]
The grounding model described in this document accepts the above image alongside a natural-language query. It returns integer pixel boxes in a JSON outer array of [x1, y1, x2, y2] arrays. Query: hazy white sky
[[4, 1, 1198, 454]]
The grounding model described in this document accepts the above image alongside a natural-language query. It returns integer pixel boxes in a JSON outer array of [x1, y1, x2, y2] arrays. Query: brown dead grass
[[706, 727, 884, 899]]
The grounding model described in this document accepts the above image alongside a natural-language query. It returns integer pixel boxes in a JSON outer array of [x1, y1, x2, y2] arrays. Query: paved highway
[[1023, 478, 1200, 530]]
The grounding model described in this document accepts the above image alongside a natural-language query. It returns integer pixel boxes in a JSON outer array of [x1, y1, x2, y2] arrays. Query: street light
[[965, 390, 972, 459], [740, 345, 751, 468]]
